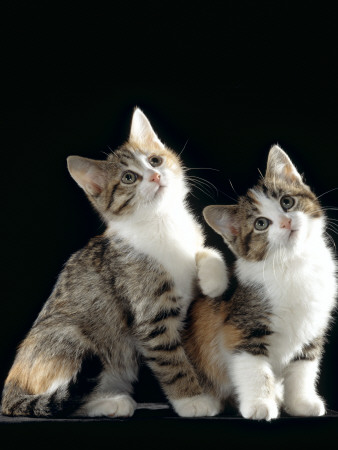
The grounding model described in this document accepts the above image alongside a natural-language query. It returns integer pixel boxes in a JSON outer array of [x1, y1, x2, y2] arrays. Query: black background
[[1, 0, 338, 417]]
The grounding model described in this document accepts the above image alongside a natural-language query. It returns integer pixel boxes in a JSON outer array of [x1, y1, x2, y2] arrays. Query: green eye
[[281, 195, 295, 210], [254, 217, 270, 231], [121, 171, 138, 184], [149, 155, 163, 167]]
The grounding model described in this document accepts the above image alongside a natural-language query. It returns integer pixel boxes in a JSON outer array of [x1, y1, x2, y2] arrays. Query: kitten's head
[[67, 108, 187, 222], [204, 145, 324, 260]]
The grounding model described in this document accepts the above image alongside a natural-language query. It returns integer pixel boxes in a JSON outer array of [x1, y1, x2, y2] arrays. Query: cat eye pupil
[[281, 195, 295, 210], [149, 156, 163, 167], [254, 217, 270, 231], [121, 171, 137, 184]]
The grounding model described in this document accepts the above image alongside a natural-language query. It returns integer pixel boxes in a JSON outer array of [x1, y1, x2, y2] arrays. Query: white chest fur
[[237, 242, 336, 369], [107, 207, 202, 302]]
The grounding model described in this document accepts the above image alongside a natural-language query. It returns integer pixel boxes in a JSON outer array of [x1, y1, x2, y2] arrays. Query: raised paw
[[284, 395, 325, 417], [85, 394, 136, 418], [171, 394, 221, 417], [197, 253, 228, 298], [240, 398, 279, 421]]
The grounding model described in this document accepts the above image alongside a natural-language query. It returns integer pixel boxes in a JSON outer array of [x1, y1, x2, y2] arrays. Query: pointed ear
[[67, 156, 108, 196], [203, 205, 239, 246], [129, 107, 164, 149], [265, 145, 302, 183]]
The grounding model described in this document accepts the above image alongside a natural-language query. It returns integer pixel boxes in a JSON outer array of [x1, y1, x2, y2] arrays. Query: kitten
[[1, 108, 227, 418], [185, 145, 336, 420]]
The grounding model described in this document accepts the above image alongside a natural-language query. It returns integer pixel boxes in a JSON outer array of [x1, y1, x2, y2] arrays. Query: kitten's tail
[[1, 352, 102, 417]]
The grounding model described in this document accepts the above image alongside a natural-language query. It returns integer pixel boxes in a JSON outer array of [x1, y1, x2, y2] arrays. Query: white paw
[[85, 395, 136, 418], [285, 395, 325, 417], [240, 398, 279, 421], [171, 394, 221, 417], [197, 256, 228, 298]]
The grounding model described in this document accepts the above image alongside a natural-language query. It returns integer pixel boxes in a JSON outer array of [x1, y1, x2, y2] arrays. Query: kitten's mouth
[[289, 229, 299, 239]]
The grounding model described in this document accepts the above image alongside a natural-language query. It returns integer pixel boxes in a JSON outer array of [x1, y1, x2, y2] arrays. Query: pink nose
[[280, 217, 292, 229], [149, 172, 161, 184]]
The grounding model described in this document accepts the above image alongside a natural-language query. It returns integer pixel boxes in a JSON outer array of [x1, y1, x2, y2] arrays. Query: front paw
[[84, 395, 136, 418], [197, 254, 228, 298], [240, 398, 279, 421], [171, 394, 221, 417], [284, 395, 325, 417]]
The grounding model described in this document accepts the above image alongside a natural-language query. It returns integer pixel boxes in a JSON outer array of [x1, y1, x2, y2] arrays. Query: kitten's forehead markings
[[247, 189, 261, 206], [253, 189, 280, 217], [116, 151, 162, 181], [118, 148, 134, 159], [116, 148, 145, 173]]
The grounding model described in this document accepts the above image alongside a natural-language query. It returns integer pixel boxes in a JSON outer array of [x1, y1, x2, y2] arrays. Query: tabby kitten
[[1, 108, 227, 418], [185, 145, 336, 420]]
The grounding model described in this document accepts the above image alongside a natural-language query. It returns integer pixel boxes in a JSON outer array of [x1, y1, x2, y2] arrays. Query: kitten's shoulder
[[65, 233, 125, 273]]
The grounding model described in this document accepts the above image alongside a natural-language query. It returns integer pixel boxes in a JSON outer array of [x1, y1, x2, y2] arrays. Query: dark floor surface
[[1, 403, 337, 449]]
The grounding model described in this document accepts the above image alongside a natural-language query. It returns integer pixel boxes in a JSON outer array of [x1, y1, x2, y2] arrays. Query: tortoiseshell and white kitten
[[1, 108, 228, 418], [185, 145, 336, 420]]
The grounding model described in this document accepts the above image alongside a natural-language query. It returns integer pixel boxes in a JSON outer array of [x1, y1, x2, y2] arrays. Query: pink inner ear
[[87, 181, 103, 196], [230, 226, 238, 236], [284, 163, 299, 181]]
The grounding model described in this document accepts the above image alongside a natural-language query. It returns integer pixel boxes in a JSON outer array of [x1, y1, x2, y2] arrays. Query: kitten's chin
[[155, 184, 186, 204]]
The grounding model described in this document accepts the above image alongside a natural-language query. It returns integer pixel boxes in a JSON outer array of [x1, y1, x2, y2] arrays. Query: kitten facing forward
[[185, 145, 336, 420], [1, 108, 227, 418]]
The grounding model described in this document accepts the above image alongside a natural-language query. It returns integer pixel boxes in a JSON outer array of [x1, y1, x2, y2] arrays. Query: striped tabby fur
[[1, 108, 227, 418]]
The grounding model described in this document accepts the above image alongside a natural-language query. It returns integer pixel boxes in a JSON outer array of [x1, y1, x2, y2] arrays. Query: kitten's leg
[[229, 352, 279, 421], [196, 248, 228, 298], [141, 331, 221, 417], [283, 358, 325, 416], [80, 345, 139, 418], [79, 374, 137, 418], [2, 328, 103, 417], [81, 389, 137, 418]]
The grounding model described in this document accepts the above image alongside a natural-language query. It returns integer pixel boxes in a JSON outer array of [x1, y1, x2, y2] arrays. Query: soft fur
[[185, 145, 336, 420], [1, 108, 227, 418]]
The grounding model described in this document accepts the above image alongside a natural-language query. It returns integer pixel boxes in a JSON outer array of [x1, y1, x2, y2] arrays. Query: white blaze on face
[[252, 189, 323, 255]]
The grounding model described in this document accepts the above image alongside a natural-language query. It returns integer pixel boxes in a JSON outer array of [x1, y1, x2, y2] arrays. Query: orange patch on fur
[[6, 356, 76, 395], [222, 323, 244, 350], [195, 250, 209, 265], [185, 298, 230, 392], [247, 190, 261, 205]]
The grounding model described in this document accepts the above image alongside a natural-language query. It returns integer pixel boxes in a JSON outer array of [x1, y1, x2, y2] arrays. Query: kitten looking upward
[[2, 108, 227, 418], [185, 145, 336, 420]]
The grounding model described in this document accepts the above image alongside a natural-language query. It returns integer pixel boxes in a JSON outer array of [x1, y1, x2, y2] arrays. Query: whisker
[[316, 188, 338, 199], [187, 181, 216, 201], [257, 168, 264, 180], [107, 145, 116, 155], [325, 232, 337, 251], [326, 226, 338, 236], [187, 190, 199, 200], [187, 176, 219, 193], [229, 179, 239, 198], [327, 221, 338, 228], [185, 167, 220, 172], [186, 178, 215, 196], [178, 139, 190, 157], [310, 207, 338, 215]]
